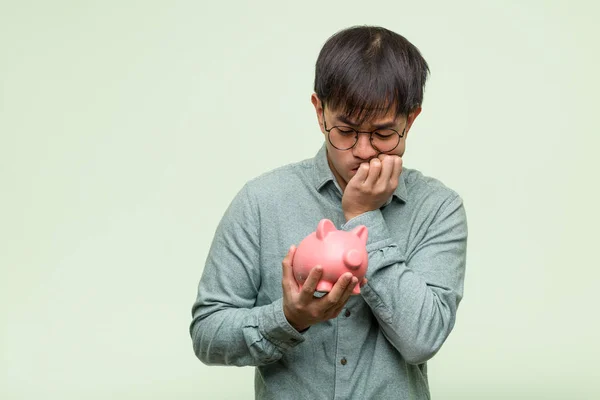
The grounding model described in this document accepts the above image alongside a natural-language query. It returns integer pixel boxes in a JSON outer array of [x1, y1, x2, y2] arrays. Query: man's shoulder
[[403, 167, 461, 204], [245, 156, 315, 196]]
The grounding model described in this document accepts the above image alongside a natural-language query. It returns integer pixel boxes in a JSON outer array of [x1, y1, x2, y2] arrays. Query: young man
[[190, 26, 468, 399]]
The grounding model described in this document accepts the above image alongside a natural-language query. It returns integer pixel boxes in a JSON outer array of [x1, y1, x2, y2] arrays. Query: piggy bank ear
[[351, 225, 368, 246], [316, 219, 336, 240]]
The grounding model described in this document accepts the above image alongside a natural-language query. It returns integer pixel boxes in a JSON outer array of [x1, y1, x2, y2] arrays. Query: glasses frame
[[322, 107, 406, 152]]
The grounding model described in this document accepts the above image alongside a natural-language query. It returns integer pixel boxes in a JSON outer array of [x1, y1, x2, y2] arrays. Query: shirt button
[[344, 309, 351, 317], [340, 358, 347, 365]]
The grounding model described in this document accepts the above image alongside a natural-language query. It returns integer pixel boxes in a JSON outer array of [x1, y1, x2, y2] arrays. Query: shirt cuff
[[259, 298, 306, 350], [341, 210, 393, 252]]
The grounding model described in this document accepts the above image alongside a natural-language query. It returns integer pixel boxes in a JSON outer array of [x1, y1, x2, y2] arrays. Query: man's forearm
[[341, 197, 467, 364], [190, 298, 305, 366]]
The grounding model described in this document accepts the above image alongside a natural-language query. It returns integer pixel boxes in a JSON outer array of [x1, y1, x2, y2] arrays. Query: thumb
[[282, 245, 298, 289]]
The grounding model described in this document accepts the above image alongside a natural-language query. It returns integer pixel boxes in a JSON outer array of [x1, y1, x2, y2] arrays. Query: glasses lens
[[371, 130, 400, 152], [329, 127, 357, 150]]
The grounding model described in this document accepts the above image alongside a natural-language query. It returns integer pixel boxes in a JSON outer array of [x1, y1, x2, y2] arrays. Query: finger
[[281, 245, 298, 289], [353, 162, 370, 184], [391, 156, 403, 185], [377, 155, 395, 186], [338, 276, 358, 304], [364, 158, 382, 187], [324, 272, 353, 305], [360, 277, 368, 288], [327, 276, 358, 315], [298, 265, 323, 301], [377, 153, 391, 165]]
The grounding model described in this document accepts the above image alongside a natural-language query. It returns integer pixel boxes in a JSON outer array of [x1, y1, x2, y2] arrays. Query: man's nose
[[353, 133, 378, 160]]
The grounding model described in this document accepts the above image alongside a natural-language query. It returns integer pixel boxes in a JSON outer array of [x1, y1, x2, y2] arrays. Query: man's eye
[[338, 128, 355, 134], [374, 130, 395, 139]]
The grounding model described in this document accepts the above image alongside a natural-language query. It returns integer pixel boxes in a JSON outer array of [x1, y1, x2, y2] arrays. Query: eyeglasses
[[322, 109, 406, 152]]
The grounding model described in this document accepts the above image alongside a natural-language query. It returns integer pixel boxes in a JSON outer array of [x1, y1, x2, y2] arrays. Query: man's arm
[[342, 194, 467, 365], [189, 184, 305, 367]]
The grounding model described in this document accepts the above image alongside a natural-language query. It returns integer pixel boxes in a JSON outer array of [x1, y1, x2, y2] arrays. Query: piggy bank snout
[[343, 249, 363, 270]]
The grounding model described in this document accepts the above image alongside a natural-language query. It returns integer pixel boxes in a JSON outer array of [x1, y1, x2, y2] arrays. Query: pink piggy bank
[[292, 219, 368, 295]]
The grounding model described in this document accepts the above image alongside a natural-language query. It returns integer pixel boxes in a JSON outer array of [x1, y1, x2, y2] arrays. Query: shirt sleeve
[[189, 184, 305, 367], [341, 194, 468, 365]]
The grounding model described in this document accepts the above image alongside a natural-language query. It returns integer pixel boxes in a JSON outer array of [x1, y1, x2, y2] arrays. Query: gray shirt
[[190, 145, 468, 399]]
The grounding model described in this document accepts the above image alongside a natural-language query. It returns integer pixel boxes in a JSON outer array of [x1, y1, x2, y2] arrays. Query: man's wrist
[[283, 307, 310, 332], [344, 210, 366, 222], [290, 320, 310, 332], [344, 213, 357, 222]]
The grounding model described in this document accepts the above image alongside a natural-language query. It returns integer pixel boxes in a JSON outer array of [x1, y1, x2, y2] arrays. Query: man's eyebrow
[[335, 114, 399, 129]]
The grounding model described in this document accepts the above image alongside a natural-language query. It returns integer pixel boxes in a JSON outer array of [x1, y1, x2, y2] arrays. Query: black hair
[[314, 25, 429, 123]]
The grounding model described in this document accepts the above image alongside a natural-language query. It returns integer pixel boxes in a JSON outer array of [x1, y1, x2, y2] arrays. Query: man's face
[[311, 93, 421, 192]]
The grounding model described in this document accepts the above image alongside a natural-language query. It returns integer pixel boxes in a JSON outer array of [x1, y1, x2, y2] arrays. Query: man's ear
[[404, 107, 422, 137], [311, 93, 325, 134]]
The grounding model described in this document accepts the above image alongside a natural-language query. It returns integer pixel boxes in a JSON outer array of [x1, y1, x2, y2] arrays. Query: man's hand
[[342, 154, 402, 221], [282, 246, 358, 332]]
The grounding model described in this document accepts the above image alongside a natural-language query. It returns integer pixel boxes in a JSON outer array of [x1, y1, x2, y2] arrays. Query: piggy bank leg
[[352, 285, 361, 295], [315, 280, 333, 293]]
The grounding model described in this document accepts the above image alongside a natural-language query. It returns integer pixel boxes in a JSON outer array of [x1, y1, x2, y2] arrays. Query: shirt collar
[[312, 143, 408, 203]]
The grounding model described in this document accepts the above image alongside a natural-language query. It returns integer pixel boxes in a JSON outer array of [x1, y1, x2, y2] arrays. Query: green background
[[1, 1, 598, 399]]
